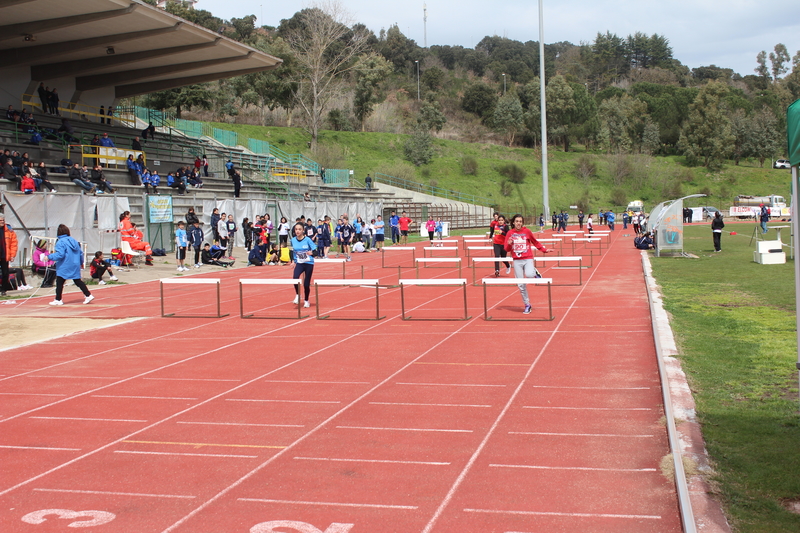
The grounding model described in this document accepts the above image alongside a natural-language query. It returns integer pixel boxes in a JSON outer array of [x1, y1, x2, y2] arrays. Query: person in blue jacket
[[291, 222, 316, 308], [188, 221, 204, 268], [99, 132, 115, 147], [44, 224, 93, 305], [606, 210, 616, 230]]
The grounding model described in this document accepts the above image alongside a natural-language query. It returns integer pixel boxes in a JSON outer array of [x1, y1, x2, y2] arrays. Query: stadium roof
[[0, 0, 282, 99]]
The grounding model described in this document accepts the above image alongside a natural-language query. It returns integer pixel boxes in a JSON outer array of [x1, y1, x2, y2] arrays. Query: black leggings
[[55, 276, 91, 301], [493, 243, 511, 272], [194, 246, 201, 265], [293, 262, 314, 301]]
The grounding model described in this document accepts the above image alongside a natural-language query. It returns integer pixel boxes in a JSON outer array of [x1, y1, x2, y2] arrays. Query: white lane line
[[336, 426, 472, 433], [30, 417, 147, 423], [143, 377, 241, 382], [177, 421, 305, 428], [464, 508, 661, 520], [26, 375, 122, 379], [34, 488, 195, 499], [0, 392, 67, 397], [522, 406, 652, 411], [294, 457, 450, 466], [114, 451, 258, 459], [510, 431, 655, 438], [531, 385, 652, 390], [0, 445, 80, 451], [369, 402, 491, 408], [91, 395, 198, 400], [489, 464, 657, 472], [263, 380, 370, 385], [238, 498, 417, 510], [226, 399, 340, 404], [395, 382, 506, 387]]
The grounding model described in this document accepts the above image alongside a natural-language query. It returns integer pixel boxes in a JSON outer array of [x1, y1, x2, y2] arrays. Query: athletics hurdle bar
[[160, 278, 228, 318], [399, 278, 470, 321], [239, 279, 308, 319], [572, 237, 604, 254], [534, 238, 563, 255], [314, 257, 351, 278], [469, 257, 514, 285], [533, 256, 583, 286], [415, 257, 462, 278], [431, 239, 458, 247], [466, 245, 494, 258], [423, 246, 459, 258], [482, 278, 554, 321], [314, 279, 384, 320], [381, 246, 416, 268]]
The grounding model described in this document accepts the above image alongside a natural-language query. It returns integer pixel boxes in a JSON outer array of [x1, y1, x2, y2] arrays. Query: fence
[[322, 169, 350, 187], [374, 172, 492, 206]]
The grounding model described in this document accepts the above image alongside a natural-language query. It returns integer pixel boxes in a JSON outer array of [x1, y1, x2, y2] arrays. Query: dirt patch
[[781, 499, 800, 515], [0, 316, 136, 351]]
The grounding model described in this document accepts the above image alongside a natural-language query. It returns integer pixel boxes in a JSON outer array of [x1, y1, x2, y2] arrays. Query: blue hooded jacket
[[49, 234, 83, 279]]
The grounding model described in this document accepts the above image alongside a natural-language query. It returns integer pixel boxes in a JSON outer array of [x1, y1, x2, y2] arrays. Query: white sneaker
[[194, 264, 200, 269], [83, 294, 94, 304], [293, 295, 299, 304], [49, 299, 63, 306], [110, 275, 118, 281], [303, 301, 310, 308], [98, 280, 106, 285], [177, 267, 183, 272], [506, 266, 511, 274]]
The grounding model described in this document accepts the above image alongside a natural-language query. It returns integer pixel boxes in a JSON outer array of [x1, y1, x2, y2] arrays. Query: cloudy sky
[[198, 0, 799, 77]]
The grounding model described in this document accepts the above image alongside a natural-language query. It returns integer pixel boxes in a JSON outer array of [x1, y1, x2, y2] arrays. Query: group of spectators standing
[[36, 83, 60, 116]]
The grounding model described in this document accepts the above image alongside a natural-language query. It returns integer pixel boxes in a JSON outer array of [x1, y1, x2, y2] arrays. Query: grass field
[[650, 222, 800, 533]]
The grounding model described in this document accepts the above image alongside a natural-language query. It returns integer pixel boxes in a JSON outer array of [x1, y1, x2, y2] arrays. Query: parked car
[[773, 159, 791, 169], [702, 206, 721, 219]]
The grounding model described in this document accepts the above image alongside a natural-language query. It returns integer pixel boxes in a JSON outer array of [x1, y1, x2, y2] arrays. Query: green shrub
[[461, 156, 479, 175], [498, 163, 526, 184]]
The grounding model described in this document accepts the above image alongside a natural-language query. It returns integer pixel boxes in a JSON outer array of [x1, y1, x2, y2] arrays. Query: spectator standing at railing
[[37, 83, 47, 113], [99, 106, 105, 124], [107, 106, 114, 125], [320, 167, 326, 183], [131, 136, 142, 151], [48, 88, 60, 115], [126, 154, 140, 185], [225, 159, 235, 177], [232, 170, 242, 198], [365, 174, 372, 190], [202, 154, 209, 177], [99, 132, 115, 147], [194, 156, 202, 174]]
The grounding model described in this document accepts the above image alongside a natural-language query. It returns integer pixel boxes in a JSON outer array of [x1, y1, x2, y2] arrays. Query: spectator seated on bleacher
[[166, 172, 186, 195], [142, 169, 160, 195], [5, 105, 17, 122], [142, 122, 155, 140], [30, 161, 55, 192], [132, 136, 142, 151], [99, 132, 115, 148], [1, 157, 21, 190], [188, 168, 203, 188], [90, 164, 114, 194], [20, 172, 35, 194], [57, 119, 78, 143], [69, 163, 94, 193]]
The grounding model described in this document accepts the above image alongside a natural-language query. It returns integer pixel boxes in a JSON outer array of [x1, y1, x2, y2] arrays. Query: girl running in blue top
[[291, 222, 316, 308]]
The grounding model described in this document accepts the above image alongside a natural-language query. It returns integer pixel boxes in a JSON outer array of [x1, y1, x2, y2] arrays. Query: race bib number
[[510, 234, 529, 257], [296, 251, 310, 263]]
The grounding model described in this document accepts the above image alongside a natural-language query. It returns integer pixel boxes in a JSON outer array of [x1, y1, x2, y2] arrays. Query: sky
[[198, 0, 800, 77]]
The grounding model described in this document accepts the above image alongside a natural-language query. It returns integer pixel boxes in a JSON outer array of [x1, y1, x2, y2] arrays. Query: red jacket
[[21, 175, 35, 191], [504, 227, 546, 260]]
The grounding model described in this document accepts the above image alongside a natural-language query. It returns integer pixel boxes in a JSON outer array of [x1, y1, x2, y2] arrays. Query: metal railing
[[24, 95, 135, 127], [373, 172, 492, 206]]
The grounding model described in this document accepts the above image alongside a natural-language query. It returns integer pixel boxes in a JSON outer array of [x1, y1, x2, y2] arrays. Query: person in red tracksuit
[[504, 214, 552, 314]]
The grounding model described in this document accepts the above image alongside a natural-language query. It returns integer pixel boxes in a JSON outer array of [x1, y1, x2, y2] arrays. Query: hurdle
[[239, 279, 308, 319], [430, 239, 458, 247], [399, 278, 470, 320], [470, 257, 514, 285], [465, 245, 494, 258], [381, 246, 416, 268], [534, 238, 564, 254], [482, 278, 554, 321], [572, 237, 604, 254], [423, 246, 459, 258], [462, 238, 489, 250], [314, 257, 349, 278], [160, 278, 228, 318], [314, 279, 384, 320], [533, 256, 583, 286], [416, 257, 462, 278]]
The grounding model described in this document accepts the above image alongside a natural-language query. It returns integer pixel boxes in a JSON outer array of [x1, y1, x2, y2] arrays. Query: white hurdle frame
[[466, 245, 494, 258], [423, 246, 459, 258], [469, 256, 514, 285], [399, 278, 470, 321], [482, 277, 554, 321], [313, 257, 348, 278], [239, 278, 308, 319], [314, 279, 384, 320], [572, 237, 604, 254], [160, 278, 228, 318], [381, 246, 416, 268], [415, 257, 462, 278], [430, 239, 458, 247], [533, 256, 584, 286]]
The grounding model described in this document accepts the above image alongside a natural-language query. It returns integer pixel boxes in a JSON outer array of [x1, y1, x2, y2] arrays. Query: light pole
[[538, 0, 550, 219], [415, 60, 420, 101], [502, 73, 506, 95]]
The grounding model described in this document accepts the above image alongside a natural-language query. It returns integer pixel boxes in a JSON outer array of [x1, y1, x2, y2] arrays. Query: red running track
[[0, 228, 682, 533]]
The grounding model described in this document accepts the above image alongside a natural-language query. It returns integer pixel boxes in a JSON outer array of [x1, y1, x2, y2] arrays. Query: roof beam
[[5, 22, 183, 67], [0, 4, 138, 43], [31, 39, 221, 80], [77, 53, 254, 91], [115, 65, 278, 98], [0, 0, 36, 7]]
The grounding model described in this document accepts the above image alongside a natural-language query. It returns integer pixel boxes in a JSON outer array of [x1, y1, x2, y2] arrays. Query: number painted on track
[[251, 521, 354, 533], [21, 509, 116, 528]]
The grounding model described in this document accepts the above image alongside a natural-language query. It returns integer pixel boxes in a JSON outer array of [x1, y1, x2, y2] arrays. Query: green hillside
[[212, 121, 790, 214]]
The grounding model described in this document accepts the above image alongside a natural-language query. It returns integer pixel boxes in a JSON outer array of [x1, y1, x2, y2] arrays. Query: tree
[[142, 84, 212, 118], [748, 107, 781, 167], [678, 80, 734, 170], [378, 25, 422, 71], [755, 51, 771, 80], [232, 37, 298, 126], [597, 94, 647, 153], [769, 44, 790, 80], [491, 95, 525, 146], [417, 95, 447, 133], [230, 15, 257, 42], [545, 75, 576, 151], [284, 1, 370, 149], [641, 118, 661, 155], [404, 125, 434, 166], [352, 53, 392, 131], [421, 66, 445, 92], [461, 82, 498, 120]]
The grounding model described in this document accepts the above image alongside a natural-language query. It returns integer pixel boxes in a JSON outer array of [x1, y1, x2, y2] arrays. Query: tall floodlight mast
[[539, 0, 549, 218], [423, 3, 427, 48]]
